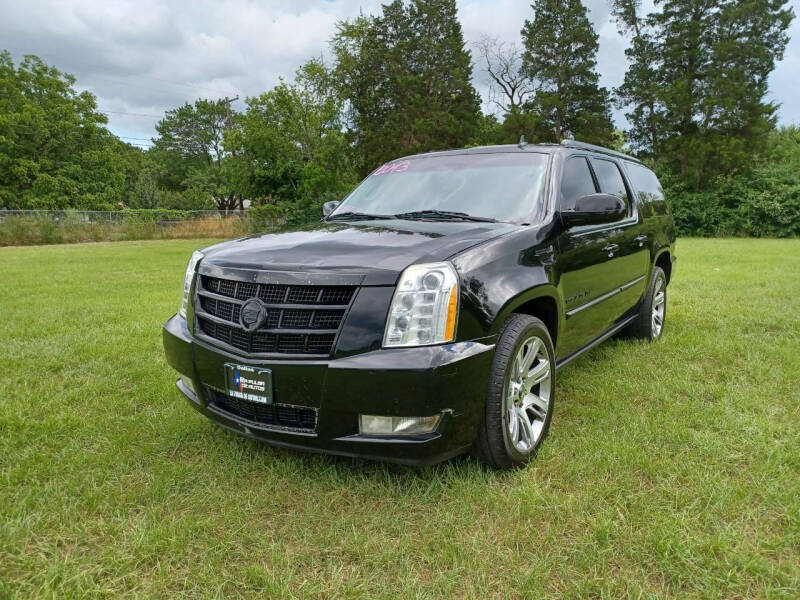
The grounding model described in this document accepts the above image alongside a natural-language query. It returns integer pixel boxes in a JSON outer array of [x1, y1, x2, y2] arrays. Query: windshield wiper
[[393, 210, 498, 223], [326, 211, 394, 222]]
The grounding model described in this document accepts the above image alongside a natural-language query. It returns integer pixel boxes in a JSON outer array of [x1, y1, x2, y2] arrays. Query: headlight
[[179, 250, 204, 318], [383, 262, 459, 347]]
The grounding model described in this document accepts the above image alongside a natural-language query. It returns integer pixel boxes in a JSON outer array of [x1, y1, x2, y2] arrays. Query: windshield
[[331, 152, 550, 223]]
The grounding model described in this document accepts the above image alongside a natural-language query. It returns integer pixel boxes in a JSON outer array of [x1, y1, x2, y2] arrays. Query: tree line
[[0, 0, 797, 236]]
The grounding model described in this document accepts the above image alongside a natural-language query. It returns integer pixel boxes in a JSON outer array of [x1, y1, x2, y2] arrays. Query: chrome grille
[[194, 274, 355, 356]]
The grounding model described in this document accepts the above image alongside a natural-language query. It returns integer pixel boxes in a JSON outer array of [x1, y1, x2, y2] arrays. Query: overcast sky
[[2, 0, 797, 147]]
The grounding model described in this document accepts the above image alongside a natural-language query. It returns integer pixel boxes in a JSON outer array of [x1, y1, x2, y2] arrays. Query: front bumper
[[163, 314, 495, 465]]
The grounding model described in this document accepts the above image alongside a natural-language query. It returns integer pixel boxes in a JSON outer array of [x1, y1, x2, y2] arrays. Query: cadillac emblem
[[239, 298, 267, 331]]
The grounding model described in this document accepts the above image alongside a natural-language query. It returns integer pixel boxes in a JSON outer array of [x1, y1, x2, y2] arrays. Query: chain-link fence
[[0, 209, 246, 224]]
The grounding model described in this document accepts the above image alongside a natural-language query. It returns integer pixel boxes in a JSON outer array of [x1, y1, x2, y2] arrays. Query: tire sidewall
[[498, 319, 556, 464]]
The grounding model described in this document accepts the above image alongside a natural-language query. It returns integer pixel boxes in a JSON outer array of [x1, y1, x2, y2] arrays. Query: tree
[[520, 0, 615, 145], [131, 170, 161, 209], [475, 35, 539, 143], [150, 98, 241, 211], [611, 0, 794, 185], [0, 51, 138, 209], [332, 0, 482, 175], [473, 112, 503, 145], [231, 60, 357, 223], [610, 0, 663, 160]]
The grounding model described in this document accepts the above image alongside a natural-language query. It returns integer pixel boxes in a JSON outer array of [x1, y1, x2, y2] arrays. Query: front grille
[[202, 276, 354, 306], [209, 390, 317, 432], [195, 274, 355, 356]]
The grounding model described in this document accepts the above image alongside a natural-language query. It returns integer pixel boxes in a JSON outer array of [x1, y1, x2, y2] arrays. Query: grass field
[[1, 238, 799, 599]]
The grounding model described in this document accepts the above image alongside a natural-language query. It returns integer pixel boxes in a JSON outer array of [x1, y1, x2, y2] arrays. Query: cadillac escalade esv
[[162, 140, 676, 469]]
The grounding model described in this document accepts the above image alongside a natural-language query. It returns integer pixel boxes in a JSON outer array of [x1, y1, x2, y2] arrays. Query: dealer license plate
[[224, 363, 273, 404]]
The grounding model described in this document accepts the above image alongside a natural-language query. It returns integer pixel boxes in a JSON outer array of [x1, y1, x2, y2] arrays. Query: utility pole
[[223, 96, 242, 213], [224, 95, 239, 131]]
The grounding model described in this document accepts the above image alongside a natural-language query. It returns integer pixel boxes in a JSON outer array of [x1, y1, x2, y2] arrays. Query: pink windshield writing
[[373, 161, 410, 175]]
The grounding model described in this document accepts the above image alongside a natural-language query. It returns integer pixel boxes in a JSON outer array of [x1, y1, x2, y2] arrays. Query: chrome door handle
[[534, 245, 556, 265], [603, 243, 619, 257]]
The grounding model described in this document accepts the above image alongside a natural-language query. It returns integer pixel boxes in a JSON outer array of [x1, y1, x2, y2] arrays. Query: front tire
[[475, 314, 556, 469]]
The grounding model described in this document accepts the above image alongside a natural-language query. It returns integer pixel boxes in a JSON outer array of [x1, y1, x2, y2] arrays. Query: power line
[[2, 47, 246, 138], [116, 135, 154, 142], [80, 76, 210, 99], [2, 122, 156, 147], [2, 44, 235, 97], [0, 92, 165, 120], [101, 110, 164, 118]]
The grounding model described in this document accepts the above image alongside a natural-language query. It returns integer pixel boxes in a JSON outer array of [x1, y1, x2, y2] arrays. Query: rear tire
[[475, 314, 556, 469], [626, 266, 667, 341]]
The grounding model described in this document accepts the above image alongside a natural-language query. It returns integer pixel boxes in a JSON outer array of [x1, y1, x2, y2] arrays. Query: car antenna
[[518, 135, 527, 149]]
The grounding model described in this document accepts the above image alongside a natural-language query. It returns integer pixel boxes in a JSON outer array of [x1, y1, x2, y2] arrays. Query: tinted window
[[334, 153, 549, 223], [625, 162, 665, 207], [560, 157, 596, 211], [591, 159, 629, 205]]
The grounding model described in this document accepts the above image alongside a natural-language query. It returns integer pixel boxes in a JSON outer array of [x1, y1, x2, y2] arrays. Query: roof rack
[[560, 139, 641, 163]]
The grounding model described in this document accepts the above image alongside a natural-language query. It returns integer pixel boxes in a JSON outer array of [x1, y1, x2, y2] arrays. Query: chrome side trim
[[566, 274, 646, 318], [566, 287, 620, 317], [620, 274, 646, 291]]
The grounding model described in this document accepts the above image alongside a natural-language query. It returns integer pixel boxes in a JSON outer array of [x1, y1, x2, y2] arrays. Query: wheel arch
[[491, 286, 563, 348], [654, 249, 672, 284]]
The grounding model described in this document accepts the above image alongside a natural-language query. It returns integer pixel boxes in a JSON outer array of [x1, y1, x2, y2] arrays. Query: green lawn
[[1, 238, 798, 599]]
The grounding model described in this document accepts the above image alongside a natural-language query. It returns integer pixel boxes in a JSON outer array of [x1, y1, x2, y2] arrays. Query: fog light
[[179, 375, 195, 394], [359, 414, 441, 436]]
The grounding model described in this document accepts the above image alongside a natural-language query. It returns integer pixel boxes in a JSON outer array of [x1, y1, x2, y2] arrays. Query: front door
[[554, 155, 648, 359], [587, 157, 650, 320]]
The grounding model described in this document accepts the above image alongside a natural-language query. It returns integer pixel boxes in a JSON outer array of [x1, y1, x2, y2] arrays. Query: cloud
[[1, 0, 796, 144], [0, 0, 384, 142]]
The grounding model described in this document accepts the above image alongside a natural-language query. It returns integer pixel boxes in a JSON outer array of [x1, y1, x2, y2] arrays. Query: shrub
[[665, 169, 800, 238], [663, 127, 800, 238], [248, 204, 287, 232]]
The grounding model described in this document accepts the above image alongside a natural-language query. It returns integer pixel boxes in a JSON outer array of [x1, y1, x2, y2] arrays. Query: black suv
[[163, 140, 676, 468]]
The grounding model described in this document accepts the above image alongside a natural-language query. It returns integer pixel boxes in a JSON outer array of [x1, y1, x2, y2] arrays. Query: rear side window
[[560, 157, 596, 211], [625, 162, 666, 214], [591, 159, 629, 205]]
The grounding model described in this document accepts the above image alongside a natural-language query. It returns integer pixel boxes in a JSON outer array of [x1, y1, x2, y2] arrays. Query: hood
[[201, 219, 520, 285]]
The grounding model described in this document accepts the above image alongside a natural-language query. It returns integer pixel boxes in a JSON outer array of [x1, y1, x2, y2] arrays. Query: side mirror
[[322, 200, 341, 218], [561, 193, 626, 227]]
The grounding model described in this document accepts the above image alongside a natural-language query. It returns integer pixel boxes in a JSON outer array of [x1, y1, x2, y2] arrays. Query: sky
[[2, 0, 798, 147]]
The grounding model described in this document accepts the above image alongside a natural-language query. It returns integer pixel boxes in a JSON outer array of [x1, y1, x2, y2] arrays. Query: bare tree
[[475, 35, 535, 116]]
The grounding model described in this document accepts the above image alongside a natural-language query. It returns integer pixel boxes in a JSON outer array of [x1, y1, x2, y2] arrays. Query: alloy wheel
[[505, 335, 552, 454], [652, 275, 666, 338]]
